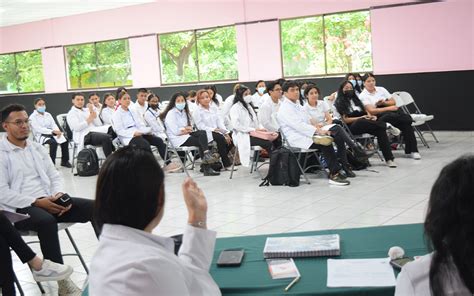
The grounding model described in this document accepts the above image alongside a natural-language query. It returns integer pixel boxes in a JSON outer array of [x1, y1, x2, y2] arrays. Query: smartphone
[[54, 194, 72, 208], [390, 257, 414, 269], [217, 249, 245, 267]]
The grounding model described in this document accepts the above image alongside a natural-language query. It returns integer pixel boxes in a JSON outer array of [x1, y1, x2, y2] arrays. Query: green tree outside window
[[0, 50, 44, 94]]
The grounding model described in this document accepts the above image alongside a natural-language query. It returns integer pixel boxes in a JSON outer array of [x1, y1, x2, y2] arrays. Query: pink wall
[[371, 0, 474, 74], [41, 47, 68, 93], [129, 36, 161, 88]]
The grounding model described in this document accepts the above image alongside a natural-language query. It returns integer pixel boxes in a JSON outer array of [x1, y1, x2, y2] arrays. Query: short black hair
[[282, 80, 299, 93], [362, 73, 375, 82], [72, 92, 85, 100], [266, 80, 280, 93], [34, 97, 45, 106], [88, 92, 100, 99], [304, 84, 321, 98], [255, 80, 265, 88], [137, 88, 148, 94], [1, 104, 26, 123], [94, 146, 165, 232]]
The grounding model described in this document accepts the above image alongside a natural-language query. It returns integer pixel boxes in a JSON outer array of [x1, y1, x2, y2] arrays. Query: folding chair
[[163, 133, 199, 178], [228, 145, 267, 179], [340, 120, 384, 161]]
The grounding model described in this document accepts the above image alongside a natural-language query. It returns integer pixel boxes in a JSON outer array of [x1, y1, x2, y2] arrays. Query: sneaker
[[164, 162, 182, 173], [312, 135, 334, 146], [60, 162, 72, 168], [31, 259, 73, 282], [58, 278, 82, 296], [386, 123, 401, 136], [329, 173, 350, 186], [386, 160, 398, 168], [411, 152, 421, 160]]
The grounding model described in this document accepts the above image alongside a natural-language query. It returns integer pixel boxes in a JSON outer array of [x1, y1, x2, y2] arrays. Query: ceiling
[[0, 0, 155, 28]]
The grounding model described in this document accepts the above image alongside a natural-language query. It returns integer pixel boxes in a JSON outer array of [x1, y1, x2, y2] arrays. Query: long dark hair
[[204, 85, 219, 106], [99, 93, 114, 123], [94, 146, 165, 232], [334, 80, 366, 117], [232, 85, 253, 120], [159, 92, 191, 126], [425, 154, 474, 295], [345, 73, 362, 94]]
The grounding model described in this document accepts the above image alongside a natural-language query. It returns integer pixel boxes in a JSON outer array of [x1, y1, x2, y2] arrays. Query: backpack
[[260, 147, 301, 187], [347, 148, 370, 170], [75, 148, 99, 176]]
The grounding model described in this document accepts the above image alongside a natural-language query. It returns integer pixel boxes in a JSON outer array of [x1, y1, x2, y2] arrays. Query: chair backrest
[[391, 92, 406, 107], [397, 91, 415, 105], [56, 113, 72, 139]]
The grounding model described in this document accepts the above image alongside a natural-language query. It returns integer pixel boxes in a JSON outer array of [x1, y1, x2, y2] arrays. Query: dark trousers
[[377, 112, 418, 154], [84, 132, 114, 157], [44, 137, 70, 164], [212, 132, 233, 167], [249, 136, 274, 152], [0, 212, 37, 296], [309, 143, 340, 175], [130, 135, 169, 164], [14, 197, 97, 264], [329, 124, 356, 166], [181, 131, 209, 158], [349, 118, 394, 161]]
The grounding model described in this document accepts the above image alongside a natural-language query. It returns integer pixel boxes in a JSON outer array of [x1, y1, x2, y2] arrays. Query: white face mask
[[257, 87, 266, 95], [244, 95, 253, 104]]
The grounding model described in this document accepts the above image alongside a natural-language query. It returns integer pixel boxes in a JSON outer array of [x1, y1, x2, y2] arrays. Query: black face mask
[[149, 104, 159, 110], [343, 90, 355, 97]]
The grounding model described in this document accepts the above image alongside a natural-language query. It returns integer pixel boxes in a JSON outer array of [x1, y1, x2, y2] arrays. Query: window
[[159, 26, 238, 84], [280, 10, 372, 77], [65, 39, 132, 90], [0, 50, 45, 94]]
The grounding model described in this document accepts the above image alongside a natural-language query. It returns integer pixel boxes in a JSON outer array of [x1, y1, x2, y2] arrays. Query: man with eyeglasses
[[0, 104, 98, 294]]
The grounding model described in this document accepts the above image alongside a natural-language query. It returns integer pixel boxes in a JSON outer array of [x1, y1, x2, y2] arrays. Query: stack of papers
[[327, 258, 396, 287]]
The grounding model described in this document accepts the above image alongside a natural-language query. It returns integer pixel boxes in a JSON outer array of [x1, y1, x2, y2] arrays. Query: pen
[[284, 276, 300, 292]]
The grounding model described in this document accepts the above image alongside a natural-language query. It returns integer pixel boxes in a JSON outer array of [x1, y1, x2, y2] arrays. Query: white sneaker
[[31, 260, 73, 282], [164, 162, 182, 173], [386, 160, 398, 168], [386, 123, 401, 136], [411, 152, 421, 160], [58, 278, 82, 296]]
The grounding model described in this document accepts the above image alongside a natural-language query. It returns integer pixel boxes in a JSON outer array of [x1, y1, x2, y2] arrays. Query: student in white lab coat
[[186, 90, 199, 116], [29, 98, 71, 167], [303, 85, 369, 178], [66, 93, 114, 157], [395, 155, 474, 296], [88, 93, 102, 111], [229, 85, 277, 167], [130, 88, 149, 126], [205, 85, 224, 109], [144, 93, 166, 140], [161, 92, 220, 176], [193, 89, 234, 169], [251, 80, 267, 108], [90, 147, 221, 296], [258, 80, 282, 133], [98, 93, 116, 125], [221, 83, 241, 130], [277, 81, 350, 186]]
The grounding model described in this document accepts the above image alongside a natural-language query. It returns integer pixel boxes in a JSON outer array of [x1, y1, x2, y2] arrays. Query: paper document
[[2, 210, 30, 223], [55, 134, 67, 144], [327, 258, 396, 287]]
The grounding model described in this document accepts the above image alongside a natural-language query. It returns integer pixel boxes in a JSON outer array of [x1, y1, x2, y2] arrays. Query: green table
[[210, 223, 427, 296]]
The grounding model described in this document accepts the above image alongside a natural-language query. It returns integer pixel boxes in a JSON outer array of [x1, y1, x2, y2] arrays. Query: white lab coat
[[130, 101, 148, 126], [193, 105, 228, 142], [251, 92, 265, 108], [229, 102, 260, 167], [164, 108, 192, 147], [112, 107, 152, 146], [144, 108, 166, 140], [221, 95, 235, 130], [66, 106, 105, 151], [29, 110, 60, 144], [277, 98, 316, 150], [89, 224, 221, 296], [258, 98, 281, 132], [99, 107, 115, 125], [0, 138, 63, 212]]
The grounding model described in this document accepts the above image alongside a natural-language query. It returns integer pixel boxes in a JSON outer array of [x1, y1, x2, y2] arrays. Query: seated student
[[335, 80, 397, 167], [355, 73, 364, 91], [221, 83, 241, 130], [277, 81, 349, 186], [66, 93, 114, 157], [193, 89, 234, 170], [144, 93, 166, 140], [114, 87, 127, 110], [89, 147, 221, 296], [88, 93, 102, 111], [0, 210, 73, 295], [98, 93, 116, 125], [186, 90, 198, 115], [113, 91, 179, 173], [0, 104, 98, 294], [229, 85, 278, 168], [303, 84, 368, 177], [395, 154, 474, 296], [130, 88, 149, 126], [29, 98, 72, 168], [345, 73, 363, 95], [161, 93, 220, 176], [359, 73, 421, 160], [204, 85, 224, 108], [298, 81, 309, 105], [251, 80, 267, 108], [258, 80, 282, 133]]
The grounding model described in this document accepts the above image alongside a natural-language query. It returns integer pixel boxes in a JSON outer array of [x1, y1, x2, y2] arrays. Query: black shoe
[[203, 165, 220, 176], [202, 151, 218, 164], [329, 173, 350, 186], [342, 164, 356, 178], [61, 162, 72, 168]]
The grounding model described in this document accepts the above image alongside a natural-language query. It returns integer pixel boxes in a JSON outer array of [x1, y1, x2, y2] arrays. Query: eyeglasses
[[5, 119, 30, 127]]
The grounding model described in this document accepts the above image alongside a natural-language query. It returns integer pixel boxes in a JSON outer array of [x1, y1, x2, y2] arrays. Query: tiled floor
[[11, 131, 473, 295]]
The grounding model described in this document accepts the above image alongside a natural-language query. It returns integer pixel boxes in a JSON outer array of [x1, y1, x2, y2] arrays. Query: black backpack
[[347, 148, 370, 170], [76, 148, 99, 176], [260, 147, 301, 187]]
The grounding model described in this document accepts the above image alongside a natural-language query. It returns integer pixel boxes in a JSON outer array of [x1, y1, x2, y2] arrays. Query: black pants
[[44, 137, 70, 164], [377, 112, 418, 154], [329, 125, 356, 166], [249, 136, 274, 152], [84, 132, 114, 157], [309, 143, 340, 175], [349, 118, 394, 161], [181, 131, 210, 159], [0, 212, 37, 296], [212, 132, 233, 167], [14, 197, 98, 264], [130, 135, 169, 164]]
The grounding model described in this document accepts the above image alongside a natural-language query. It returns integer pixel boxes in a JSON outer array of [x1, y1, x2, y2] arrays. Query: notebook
[[263, 234, 340, 258]]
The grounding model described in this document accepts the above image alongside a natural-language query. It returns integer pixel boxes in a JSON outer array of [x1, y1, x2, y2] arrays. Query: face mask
[[176, 103, 186, 111], [357, 80, 363, 86], [149, 104, 158, 110], [37, 106, 46, 113], [257, 87, 266, 95], [243, 95, 253, 104], [349, 80, 356, 87], [300, 89, 305, 97], [343, 90, 355, 97]]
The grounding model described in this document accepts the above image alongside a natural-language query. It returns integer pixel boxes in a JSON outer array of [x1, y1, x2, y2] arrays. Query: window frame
[[0, 49, 45, 95]]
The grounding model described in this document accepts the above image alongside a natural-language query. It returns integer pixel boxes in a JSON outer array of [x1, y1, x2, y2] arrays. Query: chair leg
[[65, 228, 89, 274], [13, 272, 25, 296], [425, 122, 439, 143], [414, 126, 429, 148], [71, 145, 76, 173], [36, 281, 45, 294]]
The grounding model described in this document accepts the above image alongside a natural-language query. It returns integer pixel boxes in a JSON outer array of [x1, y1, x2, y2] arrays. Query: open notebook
[[263, 234, 340, 258]]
